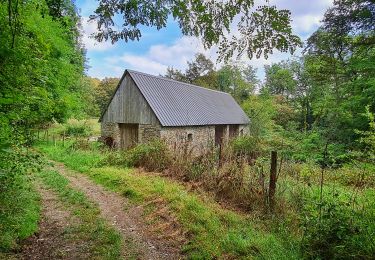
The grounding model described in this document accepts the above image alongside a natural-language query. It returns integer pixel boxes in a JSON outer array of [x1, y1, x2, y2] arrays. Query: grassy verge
[[37, 141, 301, 259], [0, 148, 41, 255], [0, 174, 40, 253], [36, 169, 123, 259]]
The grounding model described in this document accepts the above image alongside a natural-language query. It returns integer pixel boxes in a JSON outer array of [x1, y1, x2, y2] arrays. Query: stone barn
[[100, 69, 250, 153]]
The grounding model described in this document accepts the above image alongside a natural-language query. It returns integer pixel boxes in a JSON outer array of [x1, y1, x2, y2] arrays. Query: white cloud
[[291, 15, 322, 35], [118, 54, 168, 75], [85, 0, 334, 79], [271, 0, 334, 35], [81, 17, 114, 51], [104, 37, 218, 76]]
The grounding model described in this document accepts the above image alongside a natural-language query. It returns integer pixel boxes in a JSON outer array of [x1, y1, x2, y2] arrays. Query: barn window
[[187, 133, 193, 142]]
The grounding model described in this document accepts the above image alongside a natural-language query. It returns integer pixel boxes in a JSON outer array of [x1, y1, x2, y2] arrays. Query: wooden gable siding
[[101, 74, 159, 125]]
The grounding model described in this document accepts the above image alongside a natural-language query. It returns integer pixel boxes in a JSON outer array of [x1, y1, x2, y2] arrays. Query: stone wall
[[160, 126, 215, 156], [239, 124, 250, 136], [139, 124, 161, 143], [101, 122, 121, 147], [101, 122, 250, 151]]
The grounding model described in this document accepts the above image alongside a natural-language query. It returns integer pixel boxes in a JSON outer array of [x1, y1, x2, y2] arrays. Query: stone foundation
[[101, 122, 250, 153], [101, 122, 120, 147], [160, 126, 215, 156], [139, 124, 161, 143]]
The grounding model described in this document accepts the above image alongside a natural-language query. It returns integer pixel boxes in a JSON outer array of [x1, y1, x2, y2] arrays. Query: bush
[[327, 163, 375, 188], [100, 140, 172, 172], [231, 136, 264, 159], [64, 119, 93, 137], [301, 191, 374, 259], [126, 140, 172, 171], [0, 147, 42, 251]]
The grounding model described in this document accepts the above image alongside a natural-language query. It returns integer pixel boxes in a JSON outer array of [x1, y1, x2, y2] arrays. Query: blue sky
[[77, 0, 333, 80]]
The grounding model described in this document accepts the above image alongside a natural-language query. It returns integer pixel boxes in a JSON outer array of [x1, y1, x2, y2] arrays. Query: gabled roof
[[102, 69, 250, 126]]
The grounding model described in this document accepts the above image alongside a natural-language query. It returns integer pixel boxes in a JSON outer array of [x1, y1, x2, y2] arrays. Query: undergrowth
[[36, 140, 375, 259], [0, 148, 41, 252], [37, 141, 300, 259]]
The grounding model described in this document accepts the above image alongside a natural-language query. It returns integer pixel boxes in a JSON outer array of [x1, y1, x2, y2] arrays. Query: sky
[[76, 0, 334, 81]]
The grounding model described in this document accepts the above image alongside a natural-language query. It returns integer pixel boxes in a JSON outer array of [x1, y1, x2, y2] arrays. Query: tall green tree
[[0, 0, 86, 146], [262, 61, 297, 98], [304, 0, 375, 147], [94, 77, 120, 115]]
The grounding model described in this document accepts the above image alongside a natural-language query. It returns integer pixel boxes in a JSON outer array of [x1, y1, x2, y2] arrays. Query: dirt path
[[18, 186, 88, 260], [53, 162, 182, 260]]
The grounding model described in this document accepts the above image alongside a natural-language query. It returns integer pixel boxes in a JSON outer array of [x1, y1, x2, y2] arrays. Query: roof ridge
[[127, 69, 230, 95]]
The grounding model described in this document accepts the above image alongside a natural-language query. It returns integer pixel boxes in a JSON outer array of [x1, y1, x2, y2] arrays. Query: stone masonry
[[101, 122, 249, 154]]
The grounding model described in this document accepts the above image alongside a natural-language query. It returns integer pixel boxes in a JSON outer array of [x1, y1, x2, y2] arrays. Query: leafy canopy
[[90, 0, 302, 60]]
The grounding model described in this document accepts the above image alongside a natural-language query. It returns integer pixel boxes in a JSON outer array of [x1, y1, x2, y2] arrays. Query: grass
[[0, 174, 40, 252], [37, 141, 301, 259], [37, 118, 101, 140], [36, 168, 123, 259], [36, 140, 375, 259]]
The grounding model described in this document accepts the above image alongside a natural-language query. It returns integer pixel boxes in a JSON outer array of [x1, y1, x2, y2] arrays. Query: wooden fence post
[[269, 151, 277, 212]]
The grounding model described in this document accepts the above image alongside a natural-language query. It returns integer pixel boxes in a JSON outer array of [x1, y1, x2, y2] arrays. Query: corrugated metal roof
[[127, 70, 250, 127]]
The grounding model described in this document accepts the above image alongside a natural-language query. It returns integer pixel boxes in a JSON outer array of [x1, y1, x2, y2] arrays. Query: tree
[[165, 67, 188, 83], [185, 53, 215, 83], [90, 0, 301, 61], [217, 62, 256, 102], [165, 55, 258, 102], [303, 0, 375, 147], [94, 78, 120, 115], [0, 0, 87, 146], [262, 61, 297, 98]]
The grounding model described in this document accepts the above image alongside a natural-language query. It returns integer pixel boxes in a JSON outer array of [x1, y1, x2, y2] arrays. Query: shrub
[[301, 191, 374, 259], [328, 163, 375, 188], [231, 136, 264, 159], [64, 119, 93, 137], [0, 147, 42, 251], [126, 140, 172, 171], [99, 150, 130, 167]]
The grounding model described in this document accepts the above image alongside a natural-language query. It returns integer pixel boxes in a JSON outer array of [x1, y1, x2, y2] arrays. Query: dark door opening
[[215, 125, 225, 146], [119, 123, 138, 149], [229, 125, 239, 138]]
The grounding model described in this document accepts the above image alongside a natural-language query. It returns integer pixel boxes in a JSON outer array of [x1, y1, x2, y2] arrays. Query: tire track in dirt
[[17, 186, 89, 260], [52, 162, 182, 260]]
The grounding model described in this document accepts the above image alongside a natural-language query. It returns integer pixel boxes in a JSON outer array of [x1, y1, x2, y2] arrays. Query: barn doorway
[[229, 125, 239, 138], [215, 125, 225, 146], [119, 123, 138, 149]]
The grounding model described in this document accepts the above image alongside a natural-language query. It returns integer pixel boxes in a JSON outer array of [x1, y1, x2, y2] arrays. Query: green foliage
[[262, 61, 297, 98], [125, 140, 172, 171], [93, 77, 120, 116], [242, 94, 278, 140], [0, 0, 89, 147], [356, 106, 375, 162], [64, 119, 93, 137], [100, 140, 172, 172], [231, 135, 264, 157], [91, 1, 301, 61], [301, 190, 374, 259], [0, 148, 42, 251]]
